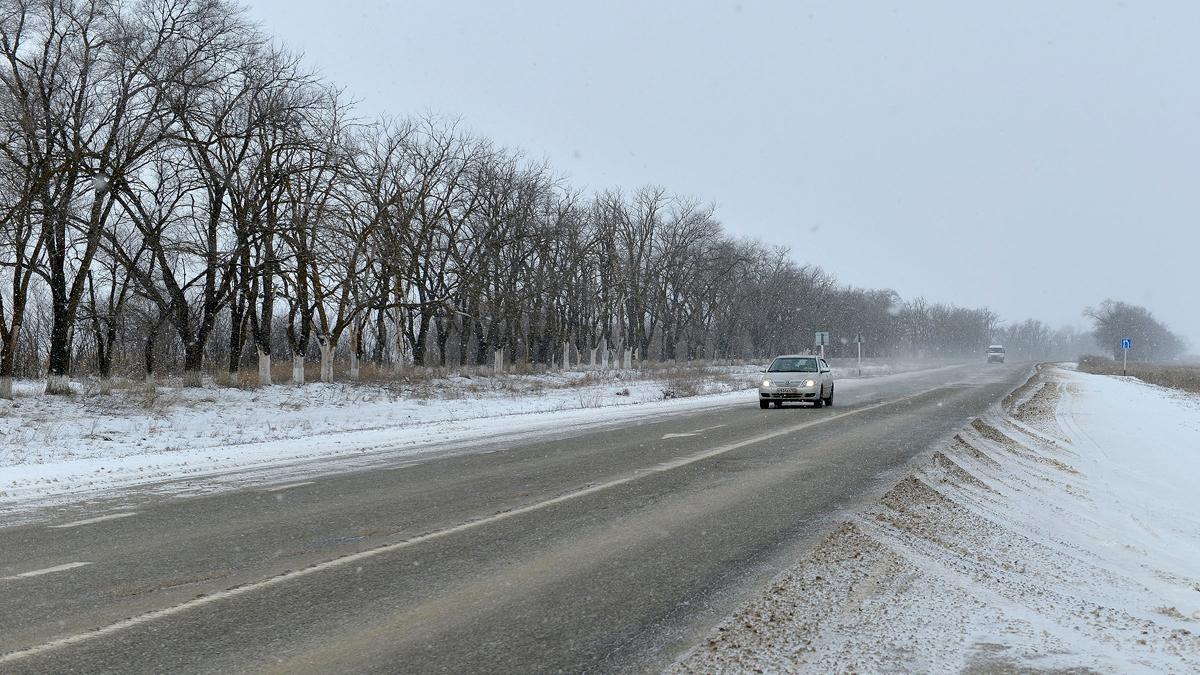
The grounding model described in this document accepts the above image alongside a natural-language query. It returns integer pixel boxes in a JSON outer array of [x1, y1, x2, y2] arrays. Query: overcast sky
[[244, 0, 1199, 348]]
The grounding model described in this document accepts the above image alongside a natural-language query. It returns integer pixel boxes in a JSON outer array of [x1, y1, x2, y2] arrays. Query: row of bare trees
[[1084, 300, 1185, 361], [0, 0, 1079, 398]]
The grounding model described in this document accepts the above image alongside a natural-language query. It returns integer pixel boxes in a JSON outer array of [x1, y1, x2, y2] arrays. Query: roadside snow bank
[[0, 367, 754, 512], [672, 366, 1200, 673]]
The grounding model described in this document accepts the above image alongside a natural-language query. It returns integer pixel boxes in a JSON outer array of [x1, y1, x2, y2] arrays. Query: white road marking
[[2, 562, 92, 581], [0, 389, 933, 665], [662, 424, 727, 440], [48, 512, 137, 529], [263, 481, 315, 492]]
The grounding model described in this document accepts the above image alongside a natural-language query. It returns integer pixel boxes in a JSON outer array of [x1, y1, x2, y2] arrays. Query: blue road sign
[[1121, 338, 1132, 350]]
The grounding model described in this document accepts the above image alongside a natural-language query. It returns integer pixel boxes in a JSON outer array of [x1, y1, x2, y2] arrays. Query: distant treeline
[[1084, 300, 1186, 362], [0, 0, 1133, 395]]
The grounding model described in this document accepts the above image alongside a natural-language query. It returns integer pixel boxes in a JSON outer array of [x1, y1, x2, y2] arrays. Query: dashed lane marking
[[263, 481, 316, 492], [2, 562, 92, 581], [662, 423, 727, 440], [48, 513, 137, 529]]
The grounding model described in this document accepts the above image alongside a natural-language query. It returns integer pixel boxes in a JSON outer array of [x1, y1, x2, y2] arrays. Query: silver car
[[758, 355, 835, 409], [986, 344, 1005, 363]]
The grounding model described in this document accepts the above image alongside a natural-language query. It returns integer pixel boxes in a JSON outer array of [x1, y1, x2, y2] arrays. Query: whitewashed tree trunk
[[292, 354, 305, 384], [563, 342, 570, 371], [589, 347, 597, 369], [46, 373, 72, 395], [319, 340, 335, 383], [623, 348, 633, 370], [1, 375, 13, 399], [228, 369, 240, 388], [494, 347, 504, 373], [257, 347, 272, 386], [99, 376, 112, 394], [349, 325, 361, 380]]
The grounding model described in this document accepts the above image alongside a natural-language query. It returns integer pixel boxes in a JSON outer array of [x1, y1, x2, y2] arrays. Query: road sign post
[[854, 332, 864, 374], [1121, 338, 1131, 376], [814, 331, 830, 358]]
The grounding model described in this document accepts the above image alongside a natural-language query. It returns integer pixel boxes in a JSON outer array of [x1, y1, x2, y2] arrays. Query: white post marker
[[1121, 338, 1131, 376], [855, 332, 864, 373]]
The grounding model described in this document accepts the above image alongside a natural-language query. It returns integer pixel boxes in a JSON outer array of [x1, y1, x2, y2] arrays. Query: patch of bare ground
[[961, 654, 1102, 674], [970, 419, 1079, 475], [1014, 379, 1065, 437], [1000, 366, 1045, 411], [932, 451, 996, 493], [950, 433, 1001, 469]]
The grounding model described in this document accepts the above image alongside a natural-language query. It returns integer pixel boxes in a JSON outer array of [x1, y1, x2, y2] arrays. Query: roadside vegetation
[[1076, 356, 1200, 395]]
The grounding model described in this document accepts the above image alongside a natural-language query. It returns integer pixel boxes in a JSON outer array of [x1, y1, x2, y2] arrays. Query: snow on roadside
[[0, 367, 758, 513], [671, 366, 1200, 673], [0, 358, 940, 518]]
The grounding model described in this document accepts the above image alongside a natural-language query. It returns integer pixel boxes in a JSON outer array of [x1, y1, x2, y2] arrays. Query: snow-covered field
[[672, 365, 1200, 673]]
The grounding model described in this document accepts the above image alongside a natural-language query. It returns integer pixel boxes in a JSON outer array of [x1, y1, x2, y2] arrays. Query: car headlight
[[805, 379, 815, 387], [762, 379, 772, 387]]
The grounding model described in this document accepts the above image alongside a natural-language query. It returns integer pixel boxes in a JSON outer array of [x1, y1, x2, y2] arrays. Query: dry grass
[[657, 367, 745, 400], [1077, 355, 1200, 395], [28, 359, 751, 406]]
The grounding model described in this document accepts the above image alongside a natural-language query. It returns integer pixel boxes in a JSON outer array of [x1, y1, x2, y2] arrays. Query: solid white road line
[[48, 513, 137, 529], [2, 562, 92, 581], [0, 389, 934, 665], [263, 481, 316, 492]]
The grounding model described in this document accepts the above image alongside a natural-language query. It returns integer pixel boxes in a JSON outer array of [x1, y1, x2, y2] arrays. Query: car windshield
[[769, 357, 818, 372]]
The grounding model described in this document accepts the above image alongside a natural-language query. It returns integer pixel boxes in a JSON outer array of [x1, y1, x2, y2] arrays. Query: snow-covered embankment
[[673, 365, 1200, 673]]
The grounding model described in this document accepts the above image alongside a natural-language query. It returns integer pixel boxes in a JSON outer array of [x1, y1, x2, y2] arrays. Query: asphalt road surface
[[0, 362, 1030, 674]]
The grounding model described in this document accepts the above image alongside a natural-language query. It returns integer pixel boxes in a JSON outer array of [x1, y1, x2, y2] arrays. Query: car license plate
[[777, 387, 798, 393]]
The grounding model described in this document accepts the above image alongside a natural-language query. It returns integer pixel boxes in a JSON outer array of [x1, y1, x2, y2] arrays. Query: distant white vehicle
[[987, 344, 1006, 363], [758, 355, 834, 409]]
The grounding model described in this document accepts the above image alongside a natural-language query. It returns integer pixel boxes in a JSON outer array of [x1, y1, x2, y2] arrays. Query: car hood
[[764, 373, 817, 384]]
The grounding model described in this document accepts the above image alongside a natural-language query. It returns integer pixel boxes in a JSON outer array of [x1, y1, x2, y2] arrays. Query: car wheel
[[759, 400, 769, 409], [826, 385, 834, 407], [813, 397, 824, 408]]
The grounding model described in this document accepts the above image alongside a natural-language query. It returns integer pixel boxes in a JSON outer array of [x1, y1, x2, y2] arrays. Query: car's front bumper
[[758, 385, 820, 401]]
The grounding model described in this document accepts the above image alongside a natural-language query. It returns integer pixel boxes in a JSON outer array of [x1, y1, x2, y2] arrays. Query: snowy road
[[0, 363, 1029, 673]]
